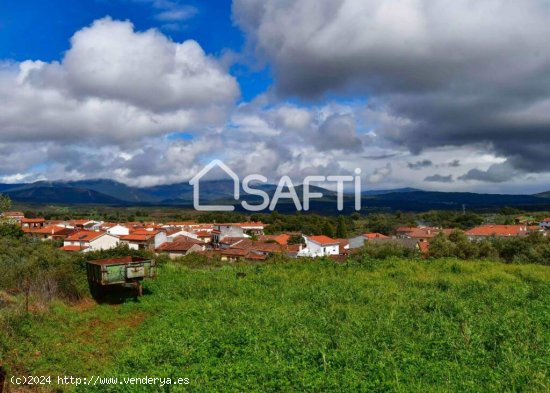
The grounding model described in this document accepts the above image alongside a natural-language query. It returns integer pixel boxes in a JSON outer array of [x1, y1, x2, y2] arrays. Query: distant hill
[[6, 186, 124, 204], [1, 178, 550, 212], [535, 191, 550, 199], [362, 187, 421, 196]]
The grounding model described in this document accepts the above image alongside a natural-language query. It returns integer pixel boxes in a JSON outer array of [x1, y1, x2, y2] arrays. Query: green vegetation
[[2, 251, 549, 392], [428, 230, 550, 264]]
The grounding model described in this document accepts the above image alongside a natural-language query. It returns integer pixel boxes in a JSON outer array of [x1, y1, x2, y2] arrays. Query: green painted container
[[86, 256, 156, 297]]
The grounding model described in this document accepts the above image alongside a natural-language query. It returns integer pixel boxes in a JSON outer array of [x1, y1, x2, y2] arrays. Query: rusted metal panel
[[86, 256, 156, 291]]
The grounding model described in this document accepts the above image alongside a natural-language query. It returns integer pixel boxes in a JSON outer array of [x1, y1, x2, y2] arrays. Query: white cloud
[[0, 17, 238, 145]]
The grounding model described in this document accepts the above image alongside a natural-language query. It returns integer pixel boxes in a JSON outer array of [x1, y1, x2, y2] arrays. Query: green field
[[3, 258, 550, 392]]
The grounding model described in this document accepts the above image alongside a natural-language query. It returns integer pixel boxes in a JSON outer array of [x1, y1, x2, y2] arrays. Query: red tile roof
[[69, 219, 91, 226], [1, 211, 24, 217], [221, 248, 248, 257], [28, 225, 74, 236], [401, 227, 453, 239], [465, 225, 528, 237], [363, 232, 389, 239], [120, 233, 155, 241], [65, 230, 105, 242], [258, 234, 290, 245], [157, 241, 200, 252], [21, 217, 45, 223], [307, 235, 339, 245]]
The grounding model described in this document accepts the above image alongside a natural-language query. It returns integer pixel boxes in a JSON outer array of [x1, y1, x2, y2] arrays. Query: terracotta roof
[[221, 248, 248, 257], [21, 217, 45, 223], [166, 221, 197, 226], [27, 225, 74, 236], [194, 230, 211, 237], [69, 219, 91, 226], [363, 232, 389, 239], [307, 235, 339, 245], [1, 211, 24, 217], [258, 234, 290, 245], [334, 238, 349, 249], [172, 235, 204, 244], [245, 253, 268, 261], [465, 225, 528, 237], [396, 226, 417, 233], [65, 230, 105, 242], [120, 233, 155, 241], [157, 241, 200, 252], [129, 229, 160, 236], [402, 227, 453, 239], [238, 240, 286, 253]]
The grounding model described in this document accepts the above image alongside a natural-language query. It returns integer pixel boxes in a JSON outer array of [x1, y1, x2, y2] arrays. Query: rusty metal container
[[86, 256, 156, 297]]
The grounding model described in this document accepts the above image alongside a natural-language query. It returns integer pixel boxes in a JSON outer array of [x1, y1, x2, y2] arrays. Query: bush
[[359, 241, 419, 260], [0, 237, 87, 304]]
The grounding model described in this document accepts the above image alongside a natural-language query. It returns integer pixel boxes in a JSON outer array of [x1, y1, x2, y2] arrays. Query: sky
[[1, 0, 550, 194]]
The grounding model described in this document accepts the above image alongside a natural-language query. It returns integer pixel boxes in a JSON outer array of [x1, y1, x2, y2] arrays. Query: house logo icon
[[189, 159, 240, 211]]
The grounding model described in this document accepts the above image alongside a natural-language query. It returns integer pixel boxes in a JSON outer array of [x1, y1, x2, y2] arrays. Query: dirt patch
[[71, 298, 96, 312]]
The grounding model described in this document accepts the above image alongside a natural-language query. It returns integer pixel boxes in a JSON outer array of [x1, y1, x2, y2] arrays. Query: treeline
[[429, 231, 550, 264], [351, 231, 550, 265]]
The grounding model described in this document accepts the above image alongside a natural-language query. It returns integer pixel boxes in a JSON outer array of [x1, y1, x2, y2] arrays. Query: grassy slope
[[3, 259, 550, 392]]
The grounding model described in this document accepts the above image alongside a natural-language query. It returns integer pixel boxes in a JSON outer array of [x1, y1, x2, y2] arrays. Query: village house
[[120, 230, 167, 251], [21, 217, 46, 230], [348, 232, 389, 249], [0, 211, 25, 223], [239, 222, 265, 236], [397, 227, 453, 241], [105, 224, 130, 236], [61, 230, 119, 252], [465, 225, 529, 240], [258, 233, 291, 245], [219, 248, 267, 262], [156, 240, 205, 259], [193, 230, 212, 243], [211, 224, 246, 245], [27, 225, 74, 241], [299, 235, 340, 257]]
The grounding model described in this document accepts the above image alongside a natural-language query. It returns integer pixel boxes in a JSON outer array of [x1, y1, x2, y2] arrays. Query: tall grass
[[2, 258, 548, 392]]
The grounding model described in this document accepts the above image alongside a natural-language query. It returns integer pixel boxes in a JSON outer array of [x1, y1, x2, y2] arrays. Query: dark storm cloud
[[408, 160, 433, 170], [315, 114, 363, 152], [458, 162, 517, 183], [234, 0, 550, 177], [424, 174, 453, 183], [448, 160, 460, 168]]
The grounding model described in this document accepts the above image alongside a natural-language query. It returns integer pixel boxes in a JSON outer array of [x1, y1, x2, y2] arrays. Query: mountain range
[[1, 179, 550, 213]]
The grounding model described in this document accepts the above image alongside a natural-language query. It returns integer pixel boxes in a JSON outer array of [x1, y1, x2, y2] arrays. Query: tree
[[288, 234, 305, 245], [335, 216, 348, 238], [0, 193, 11, 213], [321, 221, 335, 238], [0, 223, 23, 238]]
